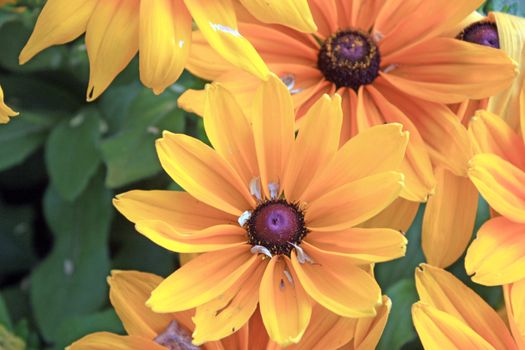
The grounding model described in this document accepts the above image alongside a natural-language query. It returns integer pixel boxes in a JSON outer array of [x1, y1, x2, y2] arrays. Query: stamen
[[249, 177, 262, 201], [289, 242, 314, 264], [268, 182, 279, 199], [250, 245, 273, 259], [154, 320, 199, 350], [238, 210, 252, 227]]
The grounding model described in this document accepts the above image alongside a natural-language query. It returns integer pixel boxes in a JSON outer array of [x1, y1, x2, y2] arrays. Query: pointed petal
[[259, 256, 312, 346], [252, 74, 295, 198], [468, 154, 525, 223], [0, 85, 18, 124], [381, 38, 517, 103], [412, 302, 496, 350], [306, 171, 404, 232], [360, 198, 420, 233], [504, 279, 525, 349], [156, 132, 255, 216], [283, 94, 342, 202], [183, 0, 269, 79], [19, 0, 97, 64], [422, 168, 478, 268], [139, 0, 191, 94], [177, 88, 206, 117], [85, 0, 140, 101], [238, 0, 316, 32], [416, 264, 517, 349], [466, 216, 525, 285], [353, 295, 392, 350], [68, 333, 165, 350], [291, 245, 381, 318], [147, 245, 257, 312]]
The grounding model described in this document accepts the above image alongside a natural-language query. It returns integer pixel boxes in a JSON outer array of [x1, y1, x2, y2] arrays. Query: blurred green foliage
[[0, 1, 520, 349]]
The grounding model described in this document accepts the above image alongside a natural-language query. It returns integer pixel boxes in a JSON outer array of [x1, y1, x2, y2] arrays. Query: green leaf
[[30, 172, 113, 341], [0, 294, 12, 330], [100, 89, 186, 188], [45, 109, 102, 201], [483, 0, 524, 15], [377, 279, 419, 350]]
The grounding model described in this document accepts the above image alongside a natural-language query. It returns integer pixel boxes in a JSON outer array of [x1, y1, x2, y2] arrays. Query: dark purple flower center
[[246, 199, 307, 255], [317, 29, 381, 90], [458, 21, 500, 49], [154, 320, 199, 350]]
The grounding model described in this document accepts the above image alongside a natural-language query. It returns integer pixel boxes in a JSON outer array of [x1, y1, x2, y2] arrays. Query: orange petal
[[291, 245, 380, 318], [252, 74, 295, 199], [283, 94, 342, 202], [19, 0, 97, 64], [147, 245, 257, 312], [259, 256, 312, 346], [360, 198, 420, 233], [416, 264, 517, 349], [85, 0, 140, 101], [337, 0, 384, 31], [0, 85, 18, 124], [468, 154, 525, 223], [139, 0, 191, 94], [352, 295, 392, 350], [177, 88, 206, 117], [422, 168, 478, 268], [156, 132, 255, 216], [381, 38, 517, 103], [308, 0, 338, 38], [504, 279, 525, 349], [466, 216, 525, 285], [306, 171, 404, 232], [68, 333, 165, 350]]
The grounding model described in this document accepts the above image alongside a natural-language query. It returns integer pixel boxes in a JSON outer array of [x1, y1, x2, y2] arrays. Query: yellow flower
[[114, 74, 408, 345], [68, 270, 392, 350], [18, 0, 317, 101], [412, 264, 524, 350], [0, 85, 19, 124]]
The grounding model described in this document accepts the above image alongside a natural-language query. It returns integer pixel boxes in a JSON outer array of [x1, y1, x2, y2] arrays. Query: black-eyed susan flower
[[19, 0, 316, 101], [0, 85, 18, 124], [412, 264, 524, 350], [114, 74, 408, 345]]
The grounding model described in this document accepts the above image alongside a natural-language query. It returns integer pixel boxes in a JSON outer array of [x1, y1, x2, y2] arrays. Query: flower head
[[115, 74, 408, 345]]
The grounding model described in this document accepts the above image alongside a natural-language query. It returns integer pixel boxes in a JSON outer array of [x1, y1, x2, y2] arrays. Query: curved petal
[[412, 303, 496, 350], [352, 295, 392, 350], [156, 132, 255, 216], [466, 216, 525, 286], [308, 0, 338, 38], [306, 171, 404, 232], [468, 154, 525, 223], [177, 88, 206, 116], [504, 279, 525, 349], [139, 0, 191, 94], [85, 0, 140, 101], [252, 74, 295, 199], [360, 198, 420, 233], [19, 0, 97, 64], [68, 333, 165, 350], [306, 228, 407, 263], [0, 85, 18, 124], [259, 256, 312, 346], [108, 271, 171, 338], [238, 0, 316, 33], [422, 168, 478, 268], [114, 190, 236, 231], [147, 245, 257, 312], [335, 0, 384, 31], [381, 38, 517, 103], [184, 0, 269, 79], [283, 94, 342, 202], [416, 264, 517, 349], [291, 245, 381, 318]]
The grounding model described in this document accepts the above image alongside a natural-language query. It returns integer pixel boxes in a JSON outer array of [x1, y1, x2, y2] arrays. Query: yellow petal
[[192, 260, 265, 344], [177, 88, 206, 117], [183, 0, 269, 79], [291, 245, 381, 318], [139, 0, 191, 94], [306, 171, 404, 232], [468, 110, 525, 169], [422, 168, 478, 268], [466, 216, 525, 285], [353, 295, 392, 350], [108, 271, 171, 338], [504, 279, 525, 349], [156, 131, 255, 216], [283, 94, 342, 202], [85, 0, 140, 101], [147, 245, 257, 312], [360, 198, 420, 233], [238, 0, 316, 32], [19, 0, 97, 64], [252, 74, 295, 199], [114, 190, 236, 232], [259, 256, 312, 346], [68, 333, 164, 350], [416, 264, 517, 349], [204, 83, 258, 184], [412, 303, 496, 350], [303, 123, 408, 202], [469, 154, 525, 223], [306, 227, 407, 263], [0, 85, 18, 124]]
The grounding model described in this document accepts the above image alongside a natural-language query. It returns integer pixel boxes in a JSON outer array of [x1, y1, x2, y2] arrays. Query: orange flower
[[115, 74, 408, 345]]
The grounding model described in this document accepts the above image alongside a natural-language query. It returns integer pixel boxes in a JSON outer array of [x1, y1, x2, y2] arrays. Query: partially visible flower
[[115, 74, 408, 345], [412, 264, 523, 350], [0, 85, 19, 124], [0, 324, 24, 350]]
